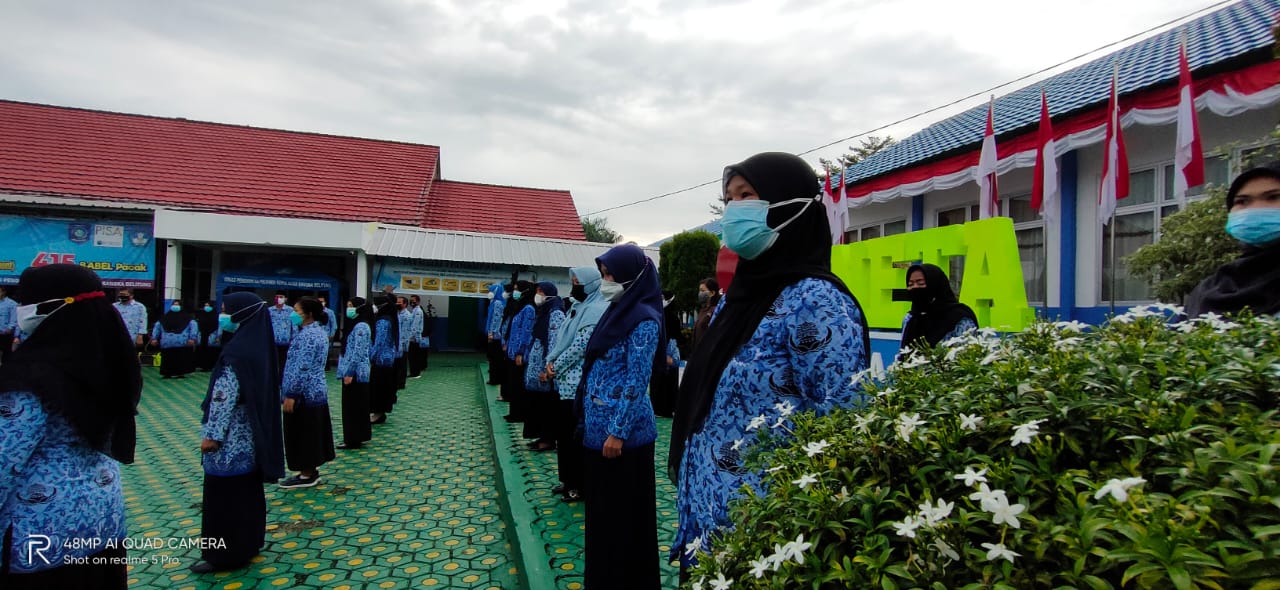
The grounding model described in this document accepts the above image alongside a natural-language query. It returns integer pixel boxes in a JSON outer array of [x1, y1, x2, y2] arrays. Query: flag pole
[[1108, 210, 1117, 315]]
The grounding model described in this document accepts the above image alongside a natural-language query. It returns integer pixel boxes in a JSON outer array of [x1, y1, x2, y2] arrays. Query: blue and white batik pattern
[[396, 310, 412, 358], [0, 390, 126, 573], [0, 296, 18, 335], [524, 310, 565, 392], [268, 306, 296, 346], [112, 300, 147, 337], [673, 278, 869, 566], [487, 298, 506, 339], [580, 319, 659, 451], [201, 368, 257, 477], [281, 322, 329, 405], [151, 320, 200, 349], [550, 325, 594, 401], [506, 306, 535, 361], [337, 322, 372, 384]]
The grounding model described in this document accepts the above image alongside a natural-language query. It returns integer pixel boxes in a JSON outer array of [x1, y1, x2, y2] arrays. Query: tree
[[819, 135, 896, 176], [658, 230, 720, 320], [581, 216, 621, 244], [1125, 186, 1238, 303]]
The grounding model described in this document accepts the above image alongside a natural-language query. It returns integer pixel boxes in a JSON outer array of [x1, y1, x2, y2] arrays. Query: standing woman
[[0, 264, 140, 589], [670, 152, 870, 569], [523, 282, 565, 450], [649, 291, 683, 418], [278, 297, 335, 488], [194, 299, 221, 371], [336, 297, 373, 449], [150, 300, 199, 379], [408, 295, 430, 379], [394, 296, 411, 390], [484, 284, 506, 385], [368, 295, 399, 425], [578, 244, 664, 589], [545, 266, 609, 503], [190, 292, 285, 573], [899, 263, 978, 351], [503, 280, 537, 424], [690, 278, 720, 351], [1185, 161, 1280, 318]]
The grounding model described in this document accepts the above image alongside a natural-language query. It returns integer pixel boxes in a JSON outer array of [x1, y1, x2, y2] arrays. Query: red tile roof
[[0, 100, 585, 241], [427, 180, 584, 241]]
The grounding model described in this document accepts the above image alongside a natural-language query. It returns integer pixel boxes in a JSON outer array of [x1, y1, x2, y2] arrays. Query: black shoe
[[189, 561, 217, 574], [560, 489, 582, 503], [337, 443, 361, 450], [370, 415, 387, 425], [503, 415, 520, 423], [551, 484, 567, 494]]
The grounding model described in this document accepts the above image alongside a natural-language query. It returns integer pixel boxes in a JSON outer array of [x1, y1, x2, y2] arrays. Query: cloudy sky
[[0, 0, 1221, 245]]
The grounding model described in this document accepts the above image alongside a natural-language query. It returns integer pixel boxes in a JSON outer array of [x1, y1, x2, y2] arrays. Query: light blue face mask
[[289, 311, 304, 326], [1226, 207, 1280, 247], [720, 196, 819, 260], [218, 313, 237, 333]]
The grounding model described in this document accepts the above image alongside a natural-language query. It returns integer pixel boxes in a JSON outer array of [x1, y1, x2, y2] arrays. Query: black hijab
[[900, 263, 978, 348], [578, 245, 665, 397], [669, 152, 870, 481], [195, 302, 219, 339], [345, 297, 375, 349], [0, 264, 140, 463], [1185, 162, 1280, 318], [203, 292, 283, 482], [531, 281, 564, 348], [160, 301, 193, 333], [373, 294, 400, 346], [662, 291, 683, 349], [503, 280, 536, 340]]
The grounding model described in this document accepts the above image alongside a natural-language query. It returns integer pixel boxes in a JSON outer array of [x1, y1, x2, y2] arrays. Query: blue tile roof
[[846, 0, 1280, 185]]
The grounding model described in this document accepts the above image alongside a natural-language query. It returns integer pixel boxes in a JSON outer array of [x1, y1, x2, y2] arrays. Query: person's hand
[[135, 335, 144, 347], [149, 339, 159, 348], [603, 436, 623, 459], [488, 334, 494, 342], [283, 398, 297, 414], [515, 355, 523, 367], [200, 439, 221, 453], [545, 363, 555, 377], [343, 376, 353, 385], [502, 344, 508, 352], [188, 339, 196, 347], [667, 355, 675, 367]]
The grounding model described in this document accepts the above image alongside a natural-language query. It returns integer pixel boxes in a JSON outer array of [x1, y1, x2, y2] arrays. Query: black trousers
[[394, 357, 408, 390], [506, 360, 528, 423], [525, 387, 556, 441], [486, 340, 504, 384], [275, 345, 289, 383], [583, 443, 660, 589], [554, 399, 583, 491], [409, 342, 429, 377]]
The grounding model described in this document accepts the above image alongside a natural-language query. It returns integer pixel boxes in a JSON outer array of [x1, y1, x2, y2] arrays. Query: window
[[844, 218, 907, 243], [1101, 155, 1228, 303], [935, 205, 981, 294], [1004, 195, 1046, 304]]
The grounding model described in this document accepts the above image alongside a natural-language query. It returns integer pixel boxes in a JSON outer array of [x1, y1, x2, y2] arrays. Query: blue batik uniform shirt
[[323, 307, 338, 340], [487, 297, 506, 340], [151, 320, 200, 349], [337, 322, 372, 384], [268, 305, 296, 346], [580, 319, 660, 451], [113, 300, 148, 338], [201, 367, 257, 476], [410, 306, 429, 347], [281, 322, 329, 405], [396, 309, 412, 357], [506, 306, 535, 361], [371, 318, 397, 368], [0, 296, 16, 336]]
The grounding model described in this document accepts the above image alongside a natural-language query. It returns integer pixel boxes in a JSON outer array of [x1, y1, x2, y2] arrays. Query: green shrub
[[684, 310, 1280, 590]]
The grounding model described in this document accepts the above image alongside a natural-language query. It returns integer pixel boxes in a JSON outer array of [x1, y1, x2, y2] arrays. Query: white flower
[[1053, 337, 1084, 350], [783, 534, 813, 564], [968, 483, 1006, 512], [933, 538, 960, 561], [709, 572, 733, 590], [802, 440, 831, 457], [1094, 477, 1147, 502], [748, 557, 770, 579], [876, 386, 897, 398], [730, 438, 745, 451], [1054, 320, 1090, 333], [954, 466, 988, 487], [766, 465, 786, 473], [981, 542, 1020, 563], [684, 535, 704, 557], [853, 413, 876, 432], [746, 415, 767, 431], [767, 543, 787, 571], [792, 474, 819, 490], [988, 495, 1026, 529], [692, 578, 704, 590], [898, 353, 929, 369], [835, 486, 851, 503], [771, 416, 788, 430], [1011, 419, 1046, 446], [959, 413, 984, 431], [896, 413, 926, 442], [774, 401, 795, 417], [893, 515, 921, 539], [920, 498, 955, 525]]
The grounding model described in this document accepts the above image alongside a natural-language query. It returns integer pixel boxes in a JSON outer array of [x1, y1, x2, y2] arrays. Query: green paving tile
[[480, 365, 682, 590], [121, 355, 524, 589]]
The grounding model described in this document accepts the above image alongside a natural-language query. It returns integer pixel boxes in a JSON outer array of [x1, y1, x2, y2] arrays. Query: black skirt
[[505, 359, 528, 423], [160, 346, 195, 377], [583, 443, 660, 589], [282, 403, 335, 472], [486, 341, 504, 384], [202, 470, 266, 568], [370, 365, 397, 414], [0, 546, 127, 590], [341, 381, 372, 445], [195, 343, 220, 372], [649, 367, 678, 418]]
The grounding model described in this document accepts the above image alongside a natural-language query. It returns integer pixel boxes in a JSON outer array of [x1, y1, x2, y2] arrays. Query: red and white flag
[[1031, 88, 1059, 224], [835, 172, 850, 242], [1173, 35, 1205, 200], [1098, 65, 1129, 226], [821, 173, 842, 244], [976, 96, 999, 219]]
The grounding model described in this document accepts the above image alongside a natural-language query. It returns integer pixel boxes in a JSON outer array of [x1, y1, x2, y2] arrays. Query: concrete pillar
[[164, 240, 182, 307], [356, 253, 369, 299]]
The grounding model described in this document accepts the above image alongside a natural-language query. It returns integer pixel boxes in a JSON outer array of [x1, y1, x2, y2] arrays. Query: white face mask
[[17, 297, 69, 335], [534, 294, 547, 306], [599, 281, 624, 302]]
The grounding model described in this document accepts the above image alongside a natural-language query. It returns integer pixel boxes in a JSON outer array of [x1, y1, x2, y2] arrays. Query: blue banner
[[0, 215, 156, 287]]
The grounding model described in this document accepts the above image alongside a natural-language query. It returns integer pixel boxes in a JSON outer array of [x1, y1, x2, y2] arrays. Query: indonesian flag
[[1173, 36, 1205, 200], [821, 173, 842, 244], [835, 172, 850, 242], [1031, 88, 1059, 224], [976, 96, 999, 219], [1098, 65, 1130, 226]]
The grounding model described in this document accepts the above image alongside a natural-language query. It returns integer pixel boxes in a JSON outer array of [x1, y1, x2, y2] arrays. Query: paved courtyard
[[119, 354, 680, 589]]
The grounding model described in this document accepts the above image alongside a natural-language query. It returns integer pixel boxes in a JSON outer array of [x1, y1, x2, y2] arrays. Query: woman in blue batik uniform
[[899, 263, 978, 352], [670, 152, 871, 572], [523, 281, 565, 450], [503, 280, 536, 425], [194, 300, 221, 371], [368, 295, 399, 425], [0, 264, 140, 589], [189, 292, 285, 574], [337, 297, 373, 449], [545, 266, 609, 503], [578, 244, 664, 589], [150, 301, 199, 378], [278, 297, 335, 488], [485, 283, 506, 386], [650, 290, 683, 418]]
